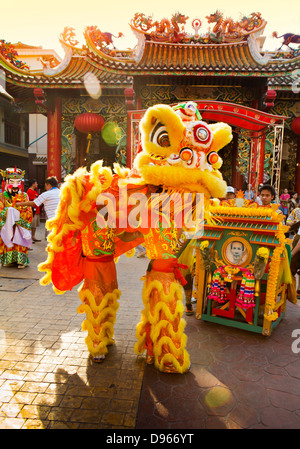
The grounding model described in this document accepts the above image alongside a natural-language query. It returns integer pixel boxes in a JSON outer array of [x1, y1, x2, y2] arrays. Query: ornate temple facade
[[0, 11, 299, 192]]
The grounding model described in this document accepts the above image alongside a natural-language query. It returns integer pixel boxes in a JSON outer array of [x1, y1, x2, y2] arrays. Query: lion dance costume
[[39, 102, 232, 373], [0, 167, 32, 268]]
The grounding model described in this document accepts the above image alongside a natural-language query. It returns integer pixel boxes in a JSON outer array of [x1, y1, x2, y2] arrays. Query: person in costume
[[73, 202, 142, 363], [39, 162, 146, 363], [0, 168, 33, 268], [178, 244, 195, 316], [133, 102, 232, 373], [39, 102, 233, 374], [133, 187, 192, 373]]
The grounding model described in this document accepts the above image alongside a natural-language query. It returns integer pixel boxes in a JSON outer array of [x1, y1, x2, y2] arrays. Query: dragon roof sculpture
[[130, 11, 267, 44]]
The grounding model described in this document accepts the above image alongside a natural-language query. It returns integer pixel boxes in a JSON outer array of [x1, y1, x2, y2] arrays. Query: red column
[[231, 132, 244, 190], [74, 134, 78, 170], [126, 118, 132, 168], [292, 117, 300, 193], [78, 134, 86, 167], [258, 135, 266, 185], [295, 136, 300, 194], [47, 96, 61, 180], [249, 137, 259, 190], [125, 87, 135, 168]]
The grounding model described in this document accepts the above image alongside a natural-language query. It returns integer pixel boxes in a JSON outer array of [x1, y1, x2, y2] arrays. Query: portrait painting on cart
[[223, 237, 252, 267]]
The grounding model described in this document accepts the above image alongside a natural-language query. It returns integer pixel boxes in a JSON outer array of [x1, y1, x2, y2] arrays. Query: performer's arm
[[72, 230, 80, 246], [14, 200, 35, 207], [118, 230, 143, 242]]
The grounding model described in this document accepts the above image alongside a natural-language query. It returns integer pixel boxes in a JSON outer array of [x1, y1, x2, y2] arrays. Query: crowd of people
[[0, 174, 60, 269], [225, 183, 300, 299], [225, 183, 299, 218], [16, 176, 60, 234]]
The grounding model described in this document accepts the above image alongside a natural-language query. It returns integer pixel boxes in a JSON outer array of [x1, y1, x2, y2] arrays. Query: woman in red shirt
[[27, 179, 41, 242]]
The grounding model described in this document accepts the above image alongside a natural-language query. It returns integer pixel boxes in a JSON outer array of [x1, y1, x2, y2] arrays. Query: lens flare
[[83, 72, 102, 100]]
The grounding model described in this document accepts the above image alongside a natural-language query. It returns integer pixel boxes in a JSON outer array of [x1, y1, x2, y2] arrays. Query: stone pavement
[[0, 225, 147, 429], [0, 224, 300, 429]]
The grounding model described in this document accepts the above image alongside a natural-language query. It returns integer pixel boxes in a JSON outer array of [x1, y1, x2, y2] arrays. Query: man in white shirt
[[15, 176, 60, 220], [244, 184, 254, 200]]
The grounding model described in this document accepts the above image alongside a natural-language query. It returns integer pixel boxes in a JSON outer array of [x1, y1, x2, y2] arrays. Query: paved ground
[[0, 224, 300, 430]]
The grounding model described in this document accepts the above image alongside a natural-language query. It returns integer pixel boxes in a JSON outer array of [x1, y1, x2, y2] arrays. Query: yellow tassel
[[86, 133, 92, 154]]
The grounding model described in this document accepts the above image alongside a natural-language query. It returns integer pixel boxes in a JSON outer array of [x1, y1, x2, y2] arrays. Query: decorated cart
[[126, 99, 293, 338], [194, 195, 294, 336]]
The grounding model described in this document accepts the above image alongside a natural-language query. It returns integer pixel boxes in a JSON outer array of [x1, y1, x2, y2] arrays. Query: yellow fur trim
[[159, 351, 190, 373], [212, 158, 223, 170], [78, 286, 120, 356], [208, 122, 233, 153], [134, 278, 190, 373], [135, 154, 227, 198], [113, 163, 130, 178], [140, 104, 185, 158]]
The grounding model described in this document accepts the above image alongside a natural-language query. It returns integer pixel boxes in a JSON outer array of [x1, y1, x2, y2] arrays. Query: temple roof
[[0, 13, 299, 91], [0, 49, 132, 90]]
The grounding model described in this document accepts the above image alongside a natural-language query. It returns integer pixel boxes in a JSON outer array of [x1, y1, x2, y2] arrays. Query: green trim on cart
[[200, 313, 285, 335]]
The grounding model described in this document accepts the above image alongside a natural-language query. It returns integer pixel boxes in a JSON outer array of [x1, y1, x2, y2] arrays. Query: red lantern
[[74, 113, 105, 153], [292, 117, 300, 136]]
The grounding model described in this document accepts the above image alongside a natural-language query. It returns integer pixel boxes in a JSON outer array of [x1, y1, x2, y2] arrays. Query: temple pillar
[[295, 136, 300, 194], [258, 135, 266, 185], [136, 97, 143, 110], [125, 87, 135, 168], [249, 137, 259, 190], [292, 117, 300, 194], [47, 96, 61, 180], [78, 133, 86, 167], [231, 132, 243, 190]]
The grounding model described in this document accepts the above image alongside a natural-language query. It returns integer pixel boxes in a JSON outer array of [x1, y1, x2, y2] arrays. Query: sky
[[1, 0, 300, 59]]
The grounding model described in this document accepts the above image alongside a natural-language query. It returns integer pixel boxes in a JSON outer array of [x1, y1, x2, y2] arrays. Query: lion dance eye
[[152, 126, 170, 147], [193, 123, 211, 145], [157, 131, 170, 147], [208, 152, 219, 165]]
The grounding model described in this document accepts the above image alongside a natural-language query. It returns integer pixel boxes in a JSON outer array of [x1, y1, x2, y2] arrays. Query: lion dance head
[[134, 102, 232, 199]]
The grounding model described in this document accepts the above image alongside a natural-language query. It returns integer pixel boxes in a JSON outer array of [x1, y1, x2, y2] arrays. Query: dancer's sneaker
[[92, 354, 105, 363]]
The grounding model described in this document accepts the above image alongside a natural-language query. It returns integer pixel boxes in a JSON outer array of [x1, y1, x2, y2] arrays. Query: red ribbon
[[151, 259, 188, 286], [173, 263, 188, 286]]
